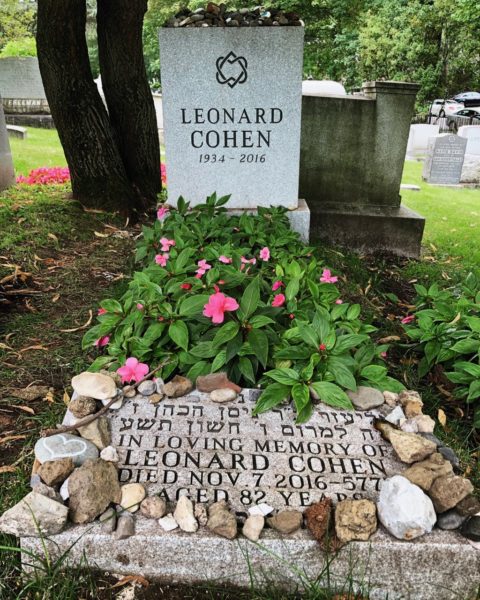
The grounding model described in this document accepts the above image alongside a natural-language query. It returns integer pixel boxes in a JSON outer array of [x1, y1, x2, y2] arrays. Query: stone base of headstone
[[310, 205, 425, 258], [226, 198, 310, 243], [21, 523, 479, 600]]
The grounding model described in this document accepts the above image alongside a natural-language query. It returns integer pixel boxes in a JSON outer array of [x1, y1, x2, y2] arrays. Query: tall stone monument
[[159, 27, 304, 211], [300, 81, 425, 258], [0, 94, 15, 191]]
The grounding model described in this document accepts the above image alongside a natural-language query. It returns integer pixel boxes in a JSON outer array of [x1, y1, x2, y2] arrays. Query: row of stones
[[164, 4, 304, 28]]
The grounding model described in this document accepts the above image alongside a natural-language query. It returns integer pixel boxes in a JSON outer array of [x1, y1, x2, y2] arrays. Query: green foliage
[[84, 194, 400, 422], [403, 273, 480, 428], [0, 0, 36, 54], [0, 37, 36, 58]]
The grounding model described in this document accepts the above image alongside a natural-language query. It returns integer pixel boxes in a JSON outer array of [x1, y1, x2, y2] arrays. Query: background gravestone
[[422, 134, 467, 185], [0, 94, 15, 191], [159, 28, 304, 210], [458, 125, 480, 156]]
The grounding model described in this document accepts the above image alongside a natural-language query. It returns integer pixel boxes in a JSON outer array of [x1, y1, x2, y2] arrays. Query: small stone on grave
[[120, 483, 146, 513], [140, 496, 166, 519], [207, 501, 237, 539], [347, 386, 384, 410], [334, 499, 377, 543], [35, 433, 99, 466], [38, 457, 74, 487], [159, 513, 178, 531], [115, 514, 135, 540], [174, 496, 198, 532], [78, 416, 111, 450], [429, 475, 474, 513], [71, 372, 117, 400], [242, 514, 264, 541], [69, 395, 97, 418], [267, 510, 303, 534], [163, 375, 193, 398], [0, 491, 68, 537]]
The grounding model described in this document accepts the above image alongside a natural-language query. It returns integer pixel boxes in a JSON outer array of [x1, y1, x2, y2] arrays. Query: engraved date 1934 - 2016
[[199, 153, 266, 163]]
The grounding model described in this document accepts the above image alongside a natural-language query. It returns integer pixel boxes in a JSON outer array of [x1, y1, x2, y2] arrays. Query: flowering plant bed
[[83, 194, 403, 421]]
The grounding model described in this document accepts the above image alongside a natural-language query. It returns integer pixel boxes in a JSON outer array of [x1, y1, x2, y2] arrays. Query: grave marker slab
[[159, 28, 304, 209], [422, 134, 467, 184], [110, 389, 402, 510], [458, 125, 480, 156]]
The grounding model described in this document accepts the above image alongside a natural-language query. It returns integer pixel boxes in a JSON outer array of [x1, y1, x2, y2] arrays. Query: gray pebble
[[438, 446, 460, 470], [437, 509, 467, 530], [115, 514, 135, 540], [99, 507, 117, 533], [137, 380, 156, 396], [460, 516, 480, 542]]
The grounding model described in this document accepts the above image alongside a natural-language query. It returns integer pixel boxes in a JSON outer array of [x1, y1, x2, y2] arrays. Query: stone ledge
[[21, 519, 479, 600], [310, 205, 425, 258]]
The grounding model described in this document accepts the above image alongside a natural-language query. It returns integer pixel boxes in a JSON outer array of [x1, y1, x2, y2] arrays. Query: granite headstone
[[159, 28, 304, 209], [0, 94, 15, 191], [110, 389, 402, 510], [422, 134, 467, 184]]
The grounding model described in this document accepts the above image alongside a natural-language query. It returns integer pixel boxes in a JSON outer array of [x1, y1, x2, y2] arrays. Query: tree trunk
[[37, 0, 135, 212], [97, 0, 161, 210]]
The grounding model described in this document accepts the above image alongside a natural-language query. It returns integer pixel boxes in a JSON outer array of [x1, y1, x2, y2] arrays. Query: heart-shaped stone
[[35, 433, 99, 466]]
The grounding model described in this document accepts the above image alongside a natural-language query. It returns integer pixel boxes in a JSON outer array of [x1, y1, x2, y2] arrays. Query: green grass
[[402, 160, 480, 269], [9, 127, 67, 176]]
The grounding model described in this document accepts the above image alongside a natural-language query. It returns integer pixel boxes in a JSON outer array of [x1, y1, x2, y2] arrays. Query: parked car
[[452, 91, 480, 103], [429, 98, 463, 118], [446, 108, 480, 132]]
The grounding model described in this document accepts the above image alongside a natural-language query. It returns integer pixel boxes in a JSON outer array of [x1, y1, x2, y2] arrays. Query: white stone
[[460, 153, 480, 184], [72, 372, 117, 400], [102, 396, 123, 410], [248, 503, 274, 517], [120, 483, 146, 513], [173, 496, 198, 533], [385, 406, 405, 425], [400, 418, 419, 433], [60, 477, 70, 501], [158, 513, 178, 532], [210, 388, 237, 403], [458, 125, 480, 155], [100, 445, 119, 462], [414, 414, 436, 433], [406, 124, 440, 158], [0, 491, 68, 537], [242, 514, 264, 541], [34, 433, 99, 466], [154, 377, 165, 394], [377, 475, 436, 540], [383, 391, 399, 407]]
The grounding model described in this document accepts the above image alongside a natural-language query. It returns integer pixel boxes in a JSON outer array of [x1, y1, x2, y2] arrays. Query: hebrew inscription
[[109, 390, 402, 512]]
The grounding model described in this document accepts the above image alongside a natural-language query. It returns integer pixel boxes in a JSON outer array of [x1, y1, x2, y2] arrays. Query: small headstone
[[110, 390, 403, 510], [422, 134, 467, 184], [458, 125, 480, 156]]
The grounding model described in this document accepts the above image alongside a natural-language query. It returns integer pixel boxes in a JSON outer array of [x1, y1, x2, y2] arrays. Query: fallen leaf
[[48, 233, 59, 242], [16, 405, 35, 415], [110, 575, 149, 589], [438, 408, 447, 428], [0, 435, 27, 445], [63, 391, 71, 406], [44, 390, 55, 403], [9, 385, 50, 401], [52, 294, 61, 303], [19, 345, 49, 354], [378, 335, 401, 344], [94, 231, 110, 238], [60, 310, 93, 333], [0, 465, 16, 474]]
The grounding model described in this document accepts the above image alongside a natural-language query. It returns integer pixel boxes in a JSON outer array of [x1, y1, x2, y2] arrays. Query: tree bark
[[37, 0, 135, 212], [97, 0, 161, 210]]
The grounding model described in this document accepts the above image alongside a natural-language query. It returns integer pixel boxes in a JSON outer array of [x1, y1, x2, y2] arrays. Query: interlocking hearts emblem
[[216, 51, 248, 88]]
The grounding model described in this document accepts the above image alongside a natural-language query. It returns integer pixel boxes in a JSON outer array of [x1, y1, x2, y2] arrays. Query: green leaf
[[248, 328, 269, 368], [253, 383, 290, 415], [213, 321, 240, 348], [292, 383, 310, 414], [327, 357, 357, 391], [173, 247, 193, 272], [100, 299, 123, 314], [451, 338, 479, 354], [466, 316, 480, 333], [298, 323, 319, 348], [88, 356, 115, 372], [309, 382, 354, 410], [454, 362, 480, 377], [143, 322, 166, 345], [240, 276, 260, 319], [186, 361, 210, 382], [346, 304, 361, 320], [361, 365, 387, 382], [168, 321, 189, 352], [467, 380, 480, 401], [178, 294, 210, 317], [275, 346, 313, 360], [239, 356, 256, 384], [332, 334, 369, 355], [285, 277, 300, 302], [226, 332, 243, 362], [265, 368, 299, 385], [190, 342, 217, 358], [211, 350, 227, 372], [249, 315, 275, 328], [296, 401, 313, 423]]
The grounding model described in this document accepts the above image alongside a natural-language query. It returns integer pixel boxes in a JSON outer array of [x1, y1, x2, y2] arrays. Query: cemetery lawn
[[9, 127, 67, 176]]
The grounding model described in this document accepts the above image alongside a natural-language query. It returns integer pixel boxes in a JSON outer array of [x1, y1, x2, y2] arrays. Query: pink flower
[[335, 299, 343, 305], [289, 313, 295, 320], [219, 255, 232, 264], [94, 335, 110, 348], [380, 351, 388, 359], [203, 292, 239, 324], [259, 247, 270, 261], [160, 164, 167, 185], [272, 280, 284, 291], [157, 205, 169, 221], [136, 303, 144, 311], [117, 357, 149, 384], [160, 237, 175, 252], [180, 283, 192, 290], [401, 315, 415, 325], [272, 294, 285, 307], [98, 307, 107, 316], [155, 253, 169, 267], [196, 259, 212, 278], [241, 256, 256, 265], [320, 269, 338, 284]]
